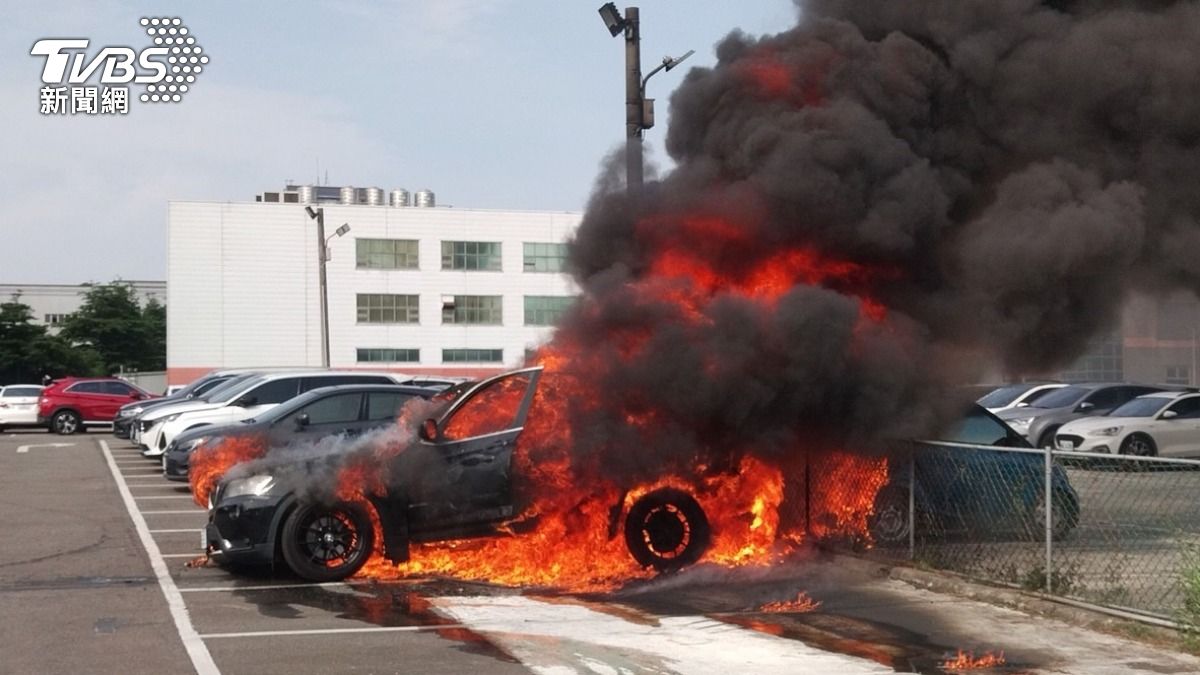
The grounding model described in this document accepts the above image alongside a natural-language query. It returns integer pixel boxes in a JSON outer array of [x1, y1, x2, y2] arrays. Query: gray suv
[[997, 383, 1166, 448]]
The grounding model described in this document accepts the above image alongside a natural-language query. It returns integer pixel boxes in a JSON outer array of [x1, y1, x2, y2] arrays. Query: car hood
[[1060, 416, 1147, 434], [997, 407, 1055, 421], [142, 400, 223, 421]]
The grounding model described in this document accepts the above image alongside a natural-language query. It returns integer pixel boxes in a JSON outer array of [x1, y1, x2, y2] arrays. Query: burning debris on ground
[[200, 0, 1200, 593]]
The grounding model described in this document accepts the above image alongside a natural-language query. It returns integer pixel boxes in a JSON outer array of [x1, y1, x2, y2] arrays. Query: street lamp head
[[598, 2, 625, 37], [305, 205, 320, 220], [334, 223, 351, 237], [664, 49, 695, 72]]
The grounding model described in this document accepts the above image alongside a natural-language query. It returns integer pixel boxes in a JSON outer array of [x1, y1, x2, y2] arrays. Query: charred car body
[[205, 367, 713, 581]]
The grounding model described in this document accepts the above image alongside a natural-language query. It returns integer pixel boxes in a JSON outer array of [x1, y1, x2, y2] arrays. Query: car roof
[[251, 370, 402, 382], [1137, 390, 1198, 400]]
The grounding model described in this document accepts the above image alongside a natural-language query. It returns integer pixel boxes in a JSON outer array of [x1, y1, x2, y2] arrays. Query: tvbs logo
[[31, 17, 207, 115]]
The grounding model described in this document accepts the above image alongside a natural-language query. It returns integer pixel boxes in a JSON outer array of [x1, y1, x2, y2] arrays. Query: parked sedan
[[163, 384, 437, 481], [1055, 391, 1200, 457], [114, 371, 246, 439], [997, 383, 1166, 448], [0, 385, 44, 431], [977, 382, 1067, 413]]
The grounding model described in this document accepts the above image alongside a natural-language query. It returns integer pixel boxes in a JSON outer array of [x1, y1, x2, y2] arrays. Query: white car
[[1055, 391, 1200, 458], [977, 383, 1067, 413], [140, 371, 406, 457], [0, 385, 44, 430]]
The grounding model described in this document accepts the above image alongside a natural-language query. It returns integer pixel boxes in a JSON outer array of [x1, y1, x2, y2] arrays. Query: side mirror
[[1162, 410, 1179, 420], [295, 413, 310, 429], [235, 396, 257, 407], [1077, 401, 1095, 412], [419, 418, 438, 441]]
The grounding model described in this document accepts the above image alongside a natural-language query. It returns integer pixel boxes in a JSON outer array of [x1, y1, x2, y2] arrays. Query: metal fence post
[[908, 446, 915, 561], [1044, 444, 1053, 595]]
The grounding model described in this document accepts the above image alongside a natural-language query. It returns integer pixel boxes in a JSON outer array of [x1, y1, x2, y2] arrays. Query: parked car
[[207, 367, 725, 581], [996, 383, 1167, 448], [37, 378, 156, 435], [114, 370, 247, 439], [140, 371, 406, 457], [0, 385, 44, 431], [868, 404, 1080, 545], [977, 382, 1067, 413], [163, 384, 439, 481], [1055, 391, 1200, 457], [130, 373, 264, 446]]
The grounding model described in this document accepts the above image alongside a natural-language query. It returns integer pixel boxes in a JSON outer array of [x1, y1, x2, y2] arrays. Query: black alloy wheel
[[1120, 433, 1157, 458], [624, 488, 711, 571], [52, 410, 81, 435], [280, 502, 374, 582]]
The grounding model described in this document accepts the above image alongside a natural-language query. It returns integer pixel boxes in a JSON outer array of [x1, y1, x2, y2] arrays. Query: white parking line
[[199, 625, 467, 639], [180, 582, 354, 593], [100, 440, 219, 674], [134, 496, 195, 500], [149, 528, 204, 533], [141, 510, 204, 514]]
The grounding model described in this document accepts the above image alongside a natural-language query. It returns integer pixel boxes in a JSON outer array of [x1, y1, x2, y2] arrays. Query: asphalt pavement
[[3, 428, 1200, 675]]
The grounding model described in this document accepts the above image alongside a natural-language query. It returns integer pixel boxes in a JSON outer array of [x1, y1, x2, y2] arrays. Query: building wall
[[167, 201, 580, 384], [0, 281, 166, 333]]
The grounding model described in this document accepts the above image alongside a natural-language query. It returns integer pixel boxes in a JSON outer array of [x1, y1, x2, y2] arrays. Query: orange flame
[[940, 649, 1006, 670], [189, 435, 267, 507], [759, 591, 821, 613]]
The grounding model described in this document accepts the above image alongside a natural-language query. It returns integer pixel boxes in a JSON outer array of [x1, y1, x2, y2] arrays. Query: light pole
[[305, 206, 350, 367], [597, 4, 693, 196]]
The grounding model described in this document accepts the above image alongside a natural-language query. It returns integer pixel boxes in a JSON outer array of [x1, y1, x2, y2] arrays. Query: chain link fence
[[809, 441, 1200, 624]]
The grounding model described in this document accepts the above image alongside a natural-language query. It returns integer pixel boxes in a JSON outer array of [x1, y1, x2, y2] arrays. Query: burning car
[[205, 367, 718, 582]]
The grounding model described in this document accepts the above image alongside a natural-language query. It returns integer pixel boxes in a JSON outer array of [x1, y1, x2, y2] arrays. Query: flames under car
[[205, 367, 713, 581]]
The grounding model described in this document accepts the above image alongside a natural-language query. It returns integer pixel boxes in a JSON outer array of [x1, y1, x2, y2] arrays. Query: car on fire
[[205, 367, 714, 581], [164, 384, 441, 481], [867, 404, 1080, 546]]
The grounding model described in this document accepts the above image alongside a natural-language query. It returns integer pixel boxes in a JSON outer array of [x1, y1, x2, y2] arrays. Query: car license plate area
[[1059, 440, 1075, 451]]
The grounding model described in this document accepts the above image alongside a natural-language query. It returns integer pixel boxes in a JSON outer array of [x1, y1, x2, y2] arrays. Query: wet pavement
[[2, 428, 1200, 674]]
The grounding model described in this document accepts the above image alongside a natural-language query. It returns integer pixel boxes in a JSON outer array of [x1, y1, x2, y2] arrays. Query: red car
[[38, 378, 156, 435]]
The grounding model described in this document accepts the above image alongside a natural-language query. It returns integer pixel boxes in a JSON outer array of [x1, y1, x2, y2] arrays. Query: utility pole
[[314, 207, 331, 368], [623, 6, 643, 195]]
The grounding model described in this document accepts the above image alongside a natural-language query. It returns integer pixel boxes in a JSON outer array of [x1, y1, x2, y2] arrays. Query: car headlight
[[222, 474, 277, 500], [1009, 417, 1034, 428], [119, 407, 142, 418], [166, 414, 180, 422], [1095, 426, 1123, 437], [182, 436, 211, 453]]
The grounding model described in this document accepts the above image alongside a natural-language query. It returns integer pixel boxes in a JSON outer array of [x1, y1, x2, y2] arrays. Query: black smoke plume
[[557, 0, 1200, 477]]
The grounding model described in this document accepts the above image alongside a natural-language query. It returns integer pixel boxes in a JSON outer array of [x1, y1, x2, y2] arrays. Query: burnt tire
[[867, 485, 910, 547], [52, 410, 81, 435], [624, 488, 711, 571], [280, 502, 374, 582]]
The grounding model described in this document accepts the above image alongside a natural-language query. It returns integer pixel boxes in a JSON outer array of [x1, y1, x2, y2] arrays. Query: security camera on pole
[[597, 4, 693, 197]]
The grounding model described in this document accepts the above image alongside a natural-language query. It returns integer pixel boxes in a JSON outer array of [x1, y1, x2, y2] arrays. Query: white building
[[0, 281, 165, 333], [167, 192, 580, 385]]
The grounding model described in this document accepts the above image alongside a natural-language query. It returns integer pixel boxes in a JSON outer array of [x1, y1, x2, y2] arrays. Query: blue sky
[[0, 1, 797, 284]]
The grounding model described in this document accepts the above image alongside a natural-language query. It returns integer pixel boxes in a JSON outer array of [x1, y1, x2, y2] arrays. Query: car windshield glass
[[2, 386, 41, 397], [1109, 397, 1168, 417], [207, 375, 263, 403], [442, 374, 531, 441], [941, 408, 1012, 446], [1031, 385, 1088, 408], [977, 385, 1029, 408], [256, 391, 320, 423]]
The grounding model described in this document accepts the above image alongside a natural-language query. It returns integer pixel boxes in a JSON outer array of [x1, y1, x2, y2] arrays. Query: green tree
[[59, 283, 166, 374], [0, 298, 101, 383]]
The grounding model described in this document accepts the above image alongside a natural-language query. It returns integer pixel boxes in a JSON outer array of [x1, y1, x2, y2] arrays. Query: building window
[[442, 241, 501, 271], [44, 313, 71, 326], [1166, 366, 1191, 386], [443, 349, 503, 363], [442, 295, 502, 325], [1056, 332, 1123, 383], [356, 348, 420, 363], [524, 296, 575, 326], [523, 242, 567, 273], [356, 294, 419, 324], [357, 239, 419, 269]]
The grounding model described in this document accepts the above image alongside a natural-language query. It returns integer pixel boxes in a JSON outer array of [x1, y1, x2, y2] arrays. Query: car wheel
[[624, 488, 711, 571], [280, 502, 374, 582], [867, 485, 910, 547], [1028, 490, 1076, 542], [1037, 427, 1060, 450], [52, 410, 81, 435], [1120, 433, 1157, 457]]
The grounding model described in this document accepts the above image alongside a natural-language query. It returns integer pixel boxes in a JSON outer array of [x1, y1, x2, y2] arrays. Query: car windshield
[[1031, 385, 1089, 409], [1, 386, 41, 397], [207, 375, 264, 403], [1109, 397, 1169, 417], [254, 391, 321, 423], [977, 385, 1031, 408]]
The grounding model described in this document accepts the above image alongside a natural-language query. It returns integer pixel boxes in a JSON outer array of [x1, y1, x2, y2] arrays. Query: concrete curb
[[824, 550, 1192, 651]]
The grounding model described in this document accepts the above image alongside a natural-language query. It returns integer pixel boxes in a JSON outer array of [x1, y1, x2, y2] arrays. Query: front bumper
[[1055, 433, 1112, 454], [163, 448, 189, 482], [205, 494, 288, 567], [141, 422, 168, 456], [112, 417, 133, 438]]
